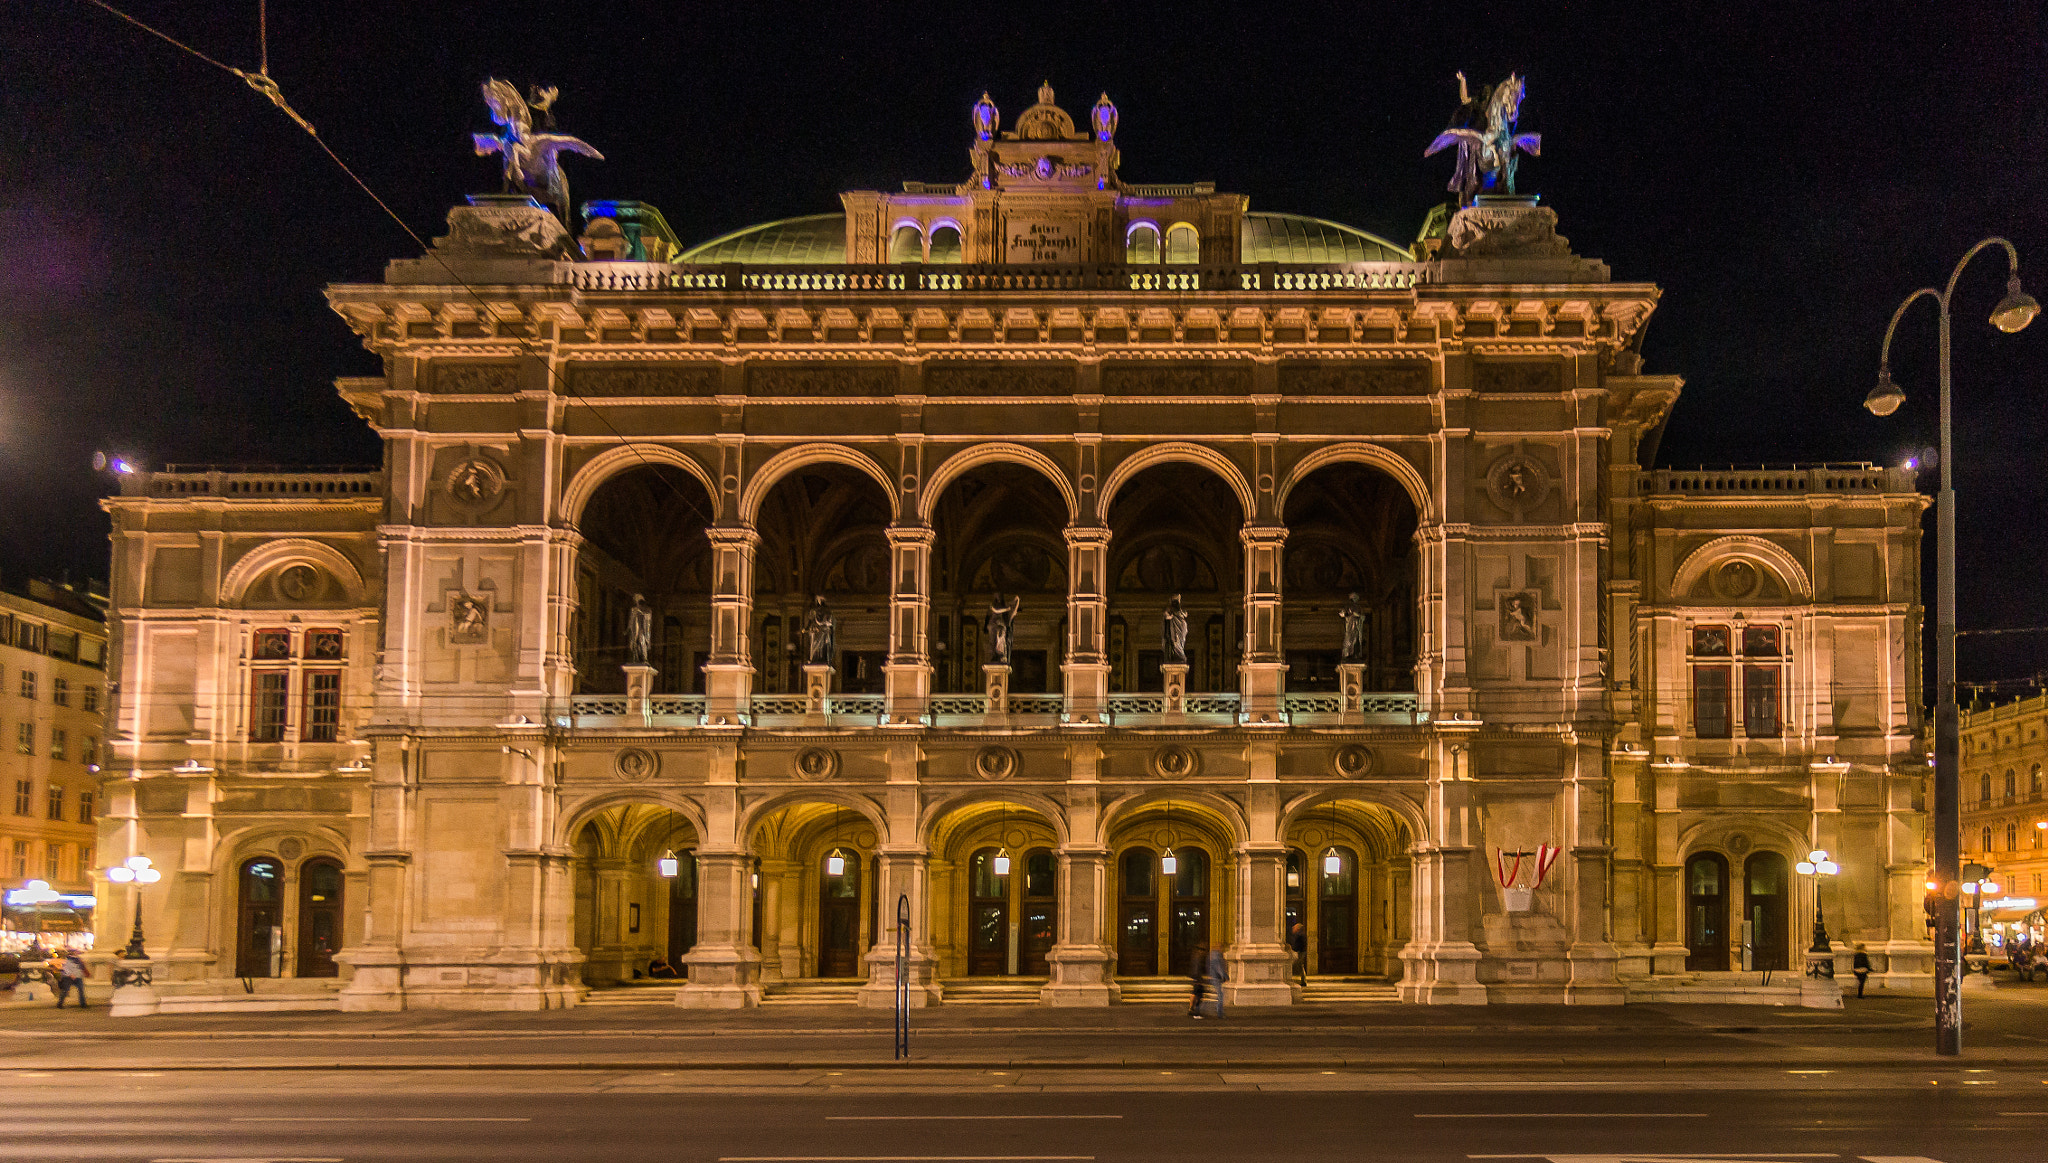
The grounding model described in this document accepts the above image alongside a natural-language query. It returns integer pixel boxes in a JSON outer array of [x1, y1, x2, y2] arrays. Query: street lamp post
[[1797, 849, 1841, 965], [103, 854, 162, 974], [1866, 237, 2038, 1055]]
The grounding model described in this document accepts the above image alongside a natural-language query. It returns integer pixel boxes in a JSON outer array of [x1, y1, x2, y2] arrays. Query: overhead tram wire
[[72, 0, 717, 529]]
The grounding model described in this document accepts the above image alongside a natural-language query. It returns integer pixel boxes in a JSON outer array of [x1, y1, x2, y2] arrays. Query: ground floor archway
[[570, 803, 700, 985]]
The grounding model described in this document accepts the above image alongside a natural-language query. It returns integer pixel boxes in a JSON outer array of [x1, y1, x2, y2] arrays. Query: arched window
[[888, 224, 924, 264], [928, 225, 963, 264], [236, 857, 284, 978], [2006, 769, 2018, 798], [2008, 822, 2019, 851], [1167, 847, 1210, 976], [1126, 223, 1160, 264], [1983, 826, 1995, 852], [1164, 223, 1200, 264], [1021, 848, 1057, 975], [1118, 847, 1157, 975]]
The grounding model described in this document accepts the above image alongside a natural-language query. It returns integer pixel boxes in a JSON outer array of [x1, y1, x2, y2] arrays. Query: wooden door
[[1020, 848, 1057, 975], [1117, 847, 1157, 975], [236, 857, 283, 978], [295, 858, 343, 978], [667, 851, 698, 966], [1317, 846, 1358, 974], [1284, 848, 1306, 939], [967, 848, 1009, 976], [819, 850, 862, 977], [1745, 851, 1789, 971], [1167, 849, 1210, 978], [1685, 852, 1729, 970]]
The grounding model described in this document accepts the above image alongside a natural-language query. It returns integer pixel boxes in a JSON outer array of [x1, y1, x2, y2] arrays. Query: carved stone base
[[1223, 944, 1297, 1007], [1160, 663, 1189, 722], [1336, 663, 1367, 721], [858, 946, 943, 1008], [802, 664, 834, 723], [982, 664, 1011, 726], [1447, 195, 1569, 258], [1042, 944, 1120, 1006], [108, 959, 161, 1018], [621, 664, 656, 724], [677, 945, 762, 1009], [1801, 949, 1844, 1009]]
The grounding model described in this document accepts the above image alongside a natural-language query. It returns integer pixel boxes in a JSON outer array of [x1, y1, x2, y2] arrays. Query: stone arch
[[559, 444, 721, 528], [209, 822, 357, 980], [918, 443, 1079, 525], [1276, 443, 1434, 525], [918, 788, 1074, 849], [1097, 443, 1254, 525], [1280, 787, 1430, 850], [736, 787, 893, 849], [739, 443, 901, 526], [1671, 535, 1814, 602], [220, 539, 369, 608], [1675, 814, 1809, 867], [1094, 787, 1248, 849], [558, 789, 711, 851]]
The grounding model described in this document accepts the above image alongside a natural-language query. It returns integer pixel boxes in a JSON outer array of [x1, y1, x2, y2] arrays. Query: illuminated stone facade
[[95, 86, 1934, 1011], [1960, 697, 2048, 936]]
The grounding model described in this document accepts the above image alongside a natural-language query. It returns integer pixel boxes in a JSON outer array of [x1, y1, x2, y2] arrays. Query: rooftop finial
[[1038, 80, 1056, 105], [1091, 92, 1118, 142], [973, 91, 999, 142]]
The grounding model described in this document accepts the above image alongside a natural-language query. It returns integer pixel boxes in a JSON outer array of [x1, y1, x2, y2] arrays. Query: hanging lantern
[[1286, 867, 1301, 889], [1323, 847, 1342, 876], [658, 849, 679, 878], [993, 848, 1011, 876], [826, 848, 847, 877], [1160, 847, 1178, 876]]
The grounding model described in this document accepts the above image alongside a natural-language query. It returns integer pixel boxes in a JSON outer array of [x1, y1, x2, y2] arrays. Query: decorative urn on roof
[[1091, 92, 1118, 142]]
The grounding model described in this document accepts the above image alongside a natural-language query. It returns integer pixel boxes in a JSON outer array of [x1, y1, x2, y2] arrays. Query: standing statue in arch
[[473, 79, 604, 220], [1424, 72, 1541, 209], [802, 596, 836, 666], [1162, 594, 1190, 665], [626, 593, 653, 665], [1338, 592, 1367, 664], [986, 593, 1021, 665]]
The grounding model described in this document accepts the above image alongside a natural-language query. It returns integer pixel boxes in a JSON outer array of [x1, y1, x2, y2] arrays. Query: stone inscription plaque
[[1279, 362, 1432, 396], [1472, 361, 1565, 394], [1100, 362, 1253, 397], [1005, 218, 1080, 264], [568, 363, 719, 397], [430, 363, 519, 394], [746, 364, 896, 398], [924, 363, 1076, 397]]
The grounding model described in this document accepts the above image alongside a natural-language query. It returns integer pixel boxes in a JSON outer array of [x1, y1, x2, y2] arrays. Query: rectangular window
[[1692, 625, 1731, 657], [81, 686, 98, 713], [14, 778, 32, 815], [51, 677, 69, 707], [50, 728, 65, 760], [47, 631, 77, 662], [1694, 666, 1732, 738], [18, 671, 35, 699], [305, 629, 345, 661], [251, 672, 289, 742], [15, 722, 31, 755], [81, 736, 98, 767], [304, 671, 342, 742], [46, 786, 62, 820], [82, 846, 92, 873], [253, 629, 291, 661], [79, 790, 93, 824], [44, 841, 59, 879]]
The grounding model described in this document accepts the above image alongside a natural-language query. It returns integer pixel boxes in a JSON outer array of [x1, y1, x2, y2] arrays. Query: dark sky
[[4, 1, 2046, 685]]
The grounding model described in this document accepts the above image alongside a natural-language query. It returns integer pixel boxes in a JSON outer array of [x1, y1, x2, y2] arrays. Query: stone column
[[1399, 728, 1487, 1003], [678, 849, 762, 1008], [339, 739, 411, 1012], [1239, 524, 1288, 723], [884, 525, 935, 724], [1061, 526, 1112, 724], [702, 526, 760, 724], [586, 857, 634, 986], [1225, 842, 1295, 1005], [859, 847, 942, 1007], [1043, 846, 1118, 1005], [756, 858, 789, 983]]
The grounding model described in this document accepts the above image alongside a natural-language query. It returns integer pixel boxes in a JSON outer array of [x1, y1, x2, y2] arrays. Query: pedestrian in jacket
[[1851, 944, 1872, 998]]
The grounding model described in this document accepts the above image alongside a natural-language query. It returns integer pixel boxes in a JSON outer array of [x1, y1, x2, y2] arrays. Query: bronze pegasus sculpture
[[472, 79, 603, 218], [1424, 72, 1541, 209]]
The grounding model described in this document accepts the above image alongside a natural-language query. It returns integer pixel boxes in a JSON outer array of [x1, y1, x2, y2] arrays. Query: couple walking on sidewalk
[[1186, 942, 1226, 1018]]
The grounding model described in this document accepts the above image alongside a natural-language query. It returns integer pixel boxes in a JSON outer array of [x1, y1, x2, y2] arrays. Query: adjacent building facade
[[1960, 695, 2048, 945], [2, 578, 108, 947], [95, 85, 1935, 1011]]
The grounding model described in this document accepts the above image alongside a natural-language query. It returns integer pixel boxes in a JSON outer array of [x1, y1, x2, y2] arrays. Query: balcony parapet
[[127, 466, 382, 500], [561, 690, 1423, 732], [569, 260, 1427, 295], [1644, 464, 1914, 497]]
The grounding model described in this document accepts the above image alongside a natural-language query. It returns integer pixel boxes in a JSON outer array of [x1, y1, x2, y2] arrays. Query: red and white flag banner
[[1494, 848, 1527, 889], [1531, 844, 1561, 887]]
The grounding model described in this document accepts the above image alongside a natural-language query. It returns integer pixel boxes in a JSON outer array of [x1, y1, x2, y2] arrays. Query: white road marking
[[719, 1157, 1095, 1162], [230, 1116, 530, 1122], [1468, 1155, 1843, 1161], [1423, 1112, 1710, 1118], [825, 1116, 1122, 1121], [150, 1158, 345, 1162]]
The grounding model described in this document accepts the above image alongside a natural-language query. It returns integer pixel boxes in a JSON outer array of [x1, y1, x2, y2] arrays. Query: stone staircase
[[939, 977, 1050, 1005], [760, 978, 866, 1005], [1299, 976, 1401, 1003], [579, 982, 681, 1006]]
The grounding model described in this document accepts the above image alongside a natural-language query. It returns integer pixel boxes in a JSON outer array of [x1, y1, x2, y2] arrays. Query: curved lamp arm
[[1943, 236, 2023, 303], [1877, 287, 1943, 373]]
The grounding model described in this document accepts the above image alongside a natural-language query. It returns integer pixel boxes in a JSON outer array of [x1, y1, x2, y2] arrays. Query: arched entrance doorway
[[1279, 462, 1419, 695], [928, 799, 1060, 979], [569, 803, 700, 986], [574, 465, 717, 696], [1744, 851, 1790, 971], [1283, 798, 1412, 979], [747, 801, 881, 983], [1685, 851, 1730, 970], [1107, 798, 1233, 979], [236, 857, 284, 978], [296, 858, 344, 978]]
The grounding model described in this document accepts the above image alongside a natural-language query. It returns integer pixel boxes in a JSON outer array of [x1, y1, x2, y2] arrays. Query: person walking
[[1206, 944, 1228, 1019], [1289, 922, 1308, 988], [54, 949, 89, 1009], [1850, 943, 1872, 998], [1186, 942, 1208, 1018]]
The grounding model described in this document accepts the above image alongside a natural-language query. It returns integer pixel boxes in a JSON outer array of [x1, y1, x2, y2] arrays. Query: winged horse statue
[[473, 79, 603, 219], [1424, 72, 1540, 209]]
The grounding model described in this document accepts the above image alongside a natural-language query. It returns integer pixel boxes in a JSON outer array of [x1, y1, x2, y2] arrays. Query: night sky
[[4, 2, 2045, 687]]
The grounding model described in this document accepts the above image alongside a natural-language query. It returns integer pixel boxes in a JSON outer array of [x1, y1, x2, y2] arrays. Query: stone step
[[580, 984, 681, 1006], [761, 978, 865, 1005]]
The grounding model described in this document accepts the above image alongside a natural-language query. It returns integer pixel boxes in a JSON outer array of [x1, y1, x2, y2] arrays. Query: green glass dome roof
[[676, 213, 848, 264], [1240, 212, 1412, 263], [675, 209, 1413, 264]]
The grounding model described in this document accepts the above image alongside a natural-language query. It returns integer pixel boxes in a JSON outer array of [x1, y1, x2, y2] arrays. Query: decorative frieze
[[568, 362, 720, 397], [1472, 360, 1564, 394], [746, 363, 896, 398], [923, 363, 1076, 397], [1099, 361, 1253, 396], [1278, 362, 1432, 396], [429, 362, 520, 394]]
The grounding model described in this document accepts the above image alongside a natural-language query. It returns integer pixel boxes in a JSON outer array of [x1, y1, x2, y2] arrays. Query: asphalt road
[[10, 1067, 2045, 1162]]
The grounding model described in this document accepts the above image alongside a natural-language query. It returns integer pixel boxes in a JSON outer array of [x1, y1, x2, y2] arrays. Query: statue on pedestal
[[986, 593, 1021, 665], [626, 593, 653, 666], [802, 596, 836, 665], [1339, 592, 1367, 664], [1424, 72, 1541, 209], [472, 79, 603, 219], [1162, 594, 1189, 665]]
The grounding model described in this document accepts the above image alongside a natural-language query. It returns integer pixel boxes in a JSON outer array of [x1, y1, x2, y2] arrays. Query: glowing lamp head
[[1864, 368, 1906, 417], [1323, 848, 1342, 876], [1286, 868, 1301, 889], [657, 850, 679, 879], [1962, 881, 1980, 895], [137, 867, 162, 883], [1160, 848, 1178, 876], [1984, 881, 2003, 895], [106, 866, 133, 883], [1926, 880, 1940, 891], [992, 849, 1011, 877], [1819, 860, 1838, 875], [1992, 276, 2040, 333], [826, 849, 846, 878], [1796, 861, 1816, 875]]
